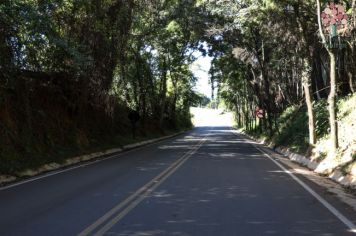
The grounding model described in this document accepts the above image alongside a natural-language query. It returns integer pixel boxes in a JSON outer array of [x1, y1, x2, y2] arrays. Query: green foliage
[[1, 0, 355, 175], [247, 94, 356, 155], [0, 0, 206, 174], [273, 105, 309, 153], [314, 100, 329, 137], [191, 93, 210, 107]]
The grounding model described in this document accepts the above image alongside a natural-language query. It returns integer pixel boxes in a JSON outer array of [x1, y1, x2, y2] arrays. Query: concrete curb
[[240, 131, 356, 190], [274, 147, 356, 189], [0, 130, 188, 187]]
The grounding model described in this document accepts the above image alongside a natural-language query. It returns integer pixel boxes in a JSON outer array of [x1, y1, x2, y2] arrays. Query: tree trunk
[[316, 0, 339, 153], [294, 3, 317, 145], [302, 57, 317, 145], [313, 54, 328, 99], [236, 95, 241, 127], [159, 62, 168, 128], [261, 69, 273, 136], [171, 76, 178, 123], [347, 43, 355, 93], [348, 70, 355, 93], [328, 51, 339, 152], [337, 50, 350, 96], [302, 65, 317, 145]]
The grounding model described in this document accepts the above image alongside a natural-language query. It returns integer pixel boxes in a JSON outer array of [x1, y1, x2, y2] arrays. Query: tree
[[316, 0, 339, 153]]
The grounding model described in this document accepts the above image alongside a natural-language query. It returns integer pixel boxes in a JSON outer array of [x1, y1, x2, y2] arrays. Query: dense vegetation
[[0, 0, 209, 174], [0, 0, 355, 175], [205, 0, 355, 173]]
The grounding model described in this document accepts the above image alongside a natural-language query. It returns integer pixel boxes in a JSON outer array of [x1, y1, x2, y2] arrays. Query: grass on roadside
[[243, 94, 356, 175]]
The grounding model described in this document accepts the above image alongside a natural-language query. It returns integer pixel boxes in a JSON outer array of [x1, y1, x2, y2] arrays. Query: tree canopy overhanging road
[[1, 0, 356, 174], [0, 1, 356, 235]]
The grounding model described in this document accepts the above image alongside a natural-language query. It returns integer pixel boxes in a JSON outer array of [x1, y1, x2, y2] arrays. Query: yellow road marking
[[78, 136, 207, 236]]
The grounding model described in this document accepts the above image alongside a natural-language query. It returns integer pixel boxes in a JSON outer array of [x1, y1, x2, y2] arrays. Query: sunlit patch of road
[[190, 107, 234, 127]]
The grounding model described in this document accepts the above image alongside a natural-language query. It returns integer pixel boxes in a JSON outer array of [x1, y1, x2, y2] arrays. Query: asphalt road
[[1, 126, 356, 236]]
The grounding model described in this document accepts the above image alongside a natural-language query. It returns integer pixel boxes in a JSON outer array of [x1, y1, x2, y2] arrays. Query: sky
[[191, 54, 213, 98]]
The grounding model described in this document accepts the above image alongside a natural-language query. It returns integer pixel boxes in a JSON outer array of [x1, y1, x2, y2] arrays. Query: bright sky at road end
[[190, 50, 213, 99], [191, 107, 234, 127]]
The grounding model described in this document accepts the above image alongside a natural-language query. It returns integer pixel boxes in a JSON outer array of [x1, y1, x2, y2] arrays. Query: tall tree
[[316, 0, 339, 153]]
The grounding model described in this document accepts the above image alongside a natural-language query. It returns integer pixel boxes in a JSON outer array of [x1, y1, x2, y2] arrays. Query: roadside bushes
[[0, 72, 192, 175]]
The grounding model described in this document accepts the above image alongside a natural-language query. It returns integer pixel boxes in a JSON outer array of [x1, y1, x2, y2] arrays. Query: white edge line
[[0, 154, 121, 191], [229, 129, 356, 234], [254, 143, 356, 233], [0, 132, 187, 191]]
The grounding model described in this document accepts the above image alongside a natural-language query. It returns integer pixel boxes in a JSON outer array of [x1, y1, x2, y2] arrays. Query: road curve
[[0, 127, 355, 236]]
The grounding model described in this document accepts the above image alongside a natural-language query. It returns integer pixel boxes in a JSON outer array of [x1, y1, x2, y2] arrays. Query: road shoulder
[[232, 129, 356, 214], [0, 130, 189, 189]]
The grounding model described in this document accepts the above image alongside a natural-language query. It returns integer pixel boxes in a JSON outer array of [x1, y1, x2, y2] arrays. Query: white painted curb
[[241, 132, 356, 190], [274, 146, 356, 189], [0, 130, 188, 186]]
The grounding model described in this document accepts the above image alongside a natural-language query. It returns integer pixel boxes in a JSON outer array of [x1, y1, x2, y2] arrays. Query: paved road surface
[[1, 127, 355, 236]]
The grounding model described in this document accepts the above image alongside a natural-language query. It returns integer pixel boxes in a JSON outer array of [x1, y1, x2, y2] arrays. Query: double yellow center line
[[78, 136, 207, 236]]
